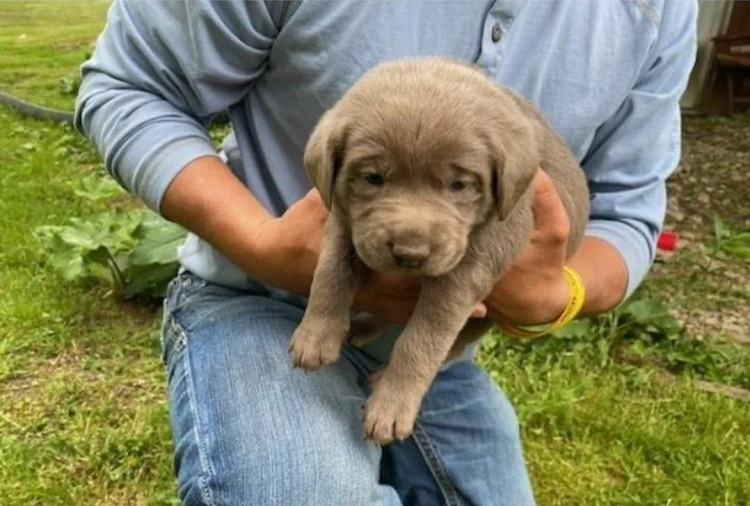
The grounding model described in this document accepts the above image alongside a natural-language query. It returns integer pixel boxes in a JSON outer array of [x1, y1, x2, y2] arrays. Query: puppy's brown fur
[[289, 57, 589, 445]]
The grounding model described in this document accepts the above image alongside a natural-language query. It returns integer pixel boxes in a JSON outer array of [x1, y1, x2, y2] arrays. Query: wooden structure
[[681, 1, 750, 115], [711, 32, 750, 116]]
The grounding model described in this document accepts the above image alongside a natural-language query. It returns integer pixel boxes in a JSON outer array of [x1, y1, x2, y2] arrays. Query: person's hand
[[485, 170, 572, 327], [354, 268, 487, 325], [253, 189, 486, 325], [250, 189, 327, 295]]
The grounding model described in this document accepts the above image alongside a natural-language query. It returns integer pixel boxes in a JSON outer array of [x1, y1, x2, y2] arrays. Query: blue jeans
[[160, 270, 536, 505]]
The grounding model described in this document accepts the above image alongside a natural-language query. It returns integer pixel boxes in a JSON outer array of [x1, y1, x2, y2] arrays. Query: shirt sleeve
[[582, 0, 697, 299], [74, 0, 287, 213]]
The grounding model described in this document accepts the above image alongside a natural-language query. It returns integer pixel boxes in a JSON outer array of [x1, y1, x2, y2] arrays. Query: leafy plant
[[493, 293, 750, 389], [712, 215, 750, 261], [72, 172, 124, 201], [35, 174, 186, 300]]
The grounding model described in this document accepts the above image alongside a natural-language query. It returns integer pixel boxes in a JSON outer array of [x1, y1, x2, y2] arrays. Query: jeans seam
[[411, 423, 465, 506], [168, 318, 188, 359], [174, 317, 217, 506]]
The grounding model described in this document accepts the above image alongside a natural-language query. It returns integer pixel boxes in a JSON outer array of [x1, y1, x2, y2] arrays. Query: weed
[[34, 174, 186, 300], [713, 215, 750, 261]]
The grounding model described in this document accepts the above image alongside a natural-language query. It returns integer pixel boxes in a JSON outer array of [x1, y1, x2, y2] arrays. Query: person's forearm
[[485, 233, 630, 328], [159, 155, 273, 280], [567, 236, 629, 317]]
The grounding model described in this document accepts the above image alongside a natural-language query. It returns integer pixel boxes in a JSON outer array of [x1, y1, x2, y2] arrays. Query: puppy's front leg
[[362, 269, 493, 445], [290, 205, 361, 370]]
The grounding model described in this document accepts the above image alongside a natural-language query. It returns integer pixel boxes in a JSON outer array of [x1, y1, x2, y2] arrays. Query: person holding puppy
[[75, 1, 697, 505]]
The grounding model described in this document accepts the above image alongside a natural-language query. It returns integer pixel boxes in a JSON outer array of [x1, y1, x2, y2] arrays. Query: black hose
[[0, 90, 230, 125], [0, 91, 74, 123]]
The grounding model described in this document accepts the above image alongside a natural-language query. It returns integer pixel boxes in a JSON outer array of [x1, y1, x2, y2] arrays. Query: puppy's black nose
[[391, 243, 430, 269]]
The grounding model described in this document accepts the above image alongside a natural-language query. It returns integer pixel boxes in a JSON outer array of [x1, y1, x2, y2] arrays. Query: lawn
[[1, 2, 749, 505]]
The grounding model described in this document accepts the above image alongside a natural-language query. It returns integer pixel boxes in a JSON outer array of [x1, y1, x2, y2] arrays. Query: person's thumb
[[530, 171, 569, 246], [288, 188, 328, 219], [299, 188, 325, 209]]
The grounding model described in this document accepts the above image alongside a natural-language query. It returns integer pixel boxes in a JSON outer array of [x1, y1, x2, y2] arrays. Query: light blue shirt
[[75, 0, 698, 300]]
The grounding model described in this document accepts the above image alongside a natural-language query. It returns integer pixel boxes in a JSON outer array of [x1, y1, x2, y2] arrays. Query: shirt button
[[491, 23, 503, 43]]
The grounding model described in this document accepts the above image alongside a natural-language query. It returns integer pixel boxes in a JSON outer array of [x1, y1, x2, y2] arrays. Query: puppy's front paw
[[289, 319, 347, 371], [362, 377, 422, 445]]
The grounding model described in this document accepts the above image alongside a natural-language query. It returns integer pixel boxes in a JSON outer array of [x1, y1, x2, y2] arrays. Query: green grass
[[0, 113, 175, 504], [0, 3, 174, 504], [1, 2, 749, 505], [479, 322, 750, 505], [0, 0, 110, 109]]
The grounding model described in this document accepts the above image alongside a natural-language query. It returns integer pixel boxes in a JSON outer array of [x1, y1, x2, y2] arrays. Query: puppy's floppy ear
[[303, 108, 349, 209], [489, 126, 540, 220]]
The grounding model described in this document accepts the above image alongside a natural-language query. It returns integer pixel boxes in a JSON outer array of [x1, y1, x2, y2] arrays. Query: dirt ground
[[648, 112, 750, 344]]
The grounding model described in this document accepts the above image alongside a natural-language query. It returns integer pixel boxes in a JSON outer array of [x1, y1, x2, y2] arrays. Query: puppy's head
[[304, 58, 539, 276]]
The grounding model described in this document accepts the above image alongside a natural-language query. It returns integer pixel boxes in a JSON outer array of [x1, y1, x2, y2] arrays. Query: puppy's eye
[[449, 180, 469, 192], [364, 173, 385, 186]]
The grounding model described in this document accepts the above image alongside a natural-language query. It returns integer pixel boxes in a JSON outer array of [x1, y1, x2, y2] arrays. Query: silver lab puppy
[[289, 57, 590, 445]]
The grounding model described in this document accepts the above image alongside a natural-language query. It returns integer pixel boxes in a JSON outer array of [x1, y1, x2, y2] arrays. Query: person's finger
[[374, 271, 421, 297], [471, 303, 487, 318]]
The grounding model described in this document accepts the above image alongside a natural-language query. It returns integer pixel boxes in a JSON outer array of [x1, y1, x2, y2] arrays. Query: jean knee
[[175, 440, 397, 506], [160, 275, 403, 505], [427, 360, 521, 428], [416, 359, 536, 506]]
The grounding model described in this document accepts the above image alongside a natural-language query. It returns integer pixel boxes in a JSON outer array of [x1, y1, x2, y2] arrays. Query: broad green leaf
[[47, 245, 85, 281], [722, 246, 750, 259], [129, 214, 186, 266], [57, 224, 100, 250], [83, 245, 114, 270], [123, 262, 180, 299], [88, 261, 116, 286], [73, 173, 124, 202], [623, 299, 668, 324], [552, 319, 591, 339]]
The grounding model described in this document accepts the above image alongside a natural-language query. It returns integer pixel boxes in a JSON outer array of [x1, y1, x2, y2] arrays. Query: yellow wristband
[[498, 266, 586, 339]]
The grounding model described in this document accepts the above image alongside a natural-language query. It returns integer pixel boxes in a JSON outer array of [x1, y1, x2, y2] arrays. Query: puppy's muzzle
[[390, 241, 430, 269]]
